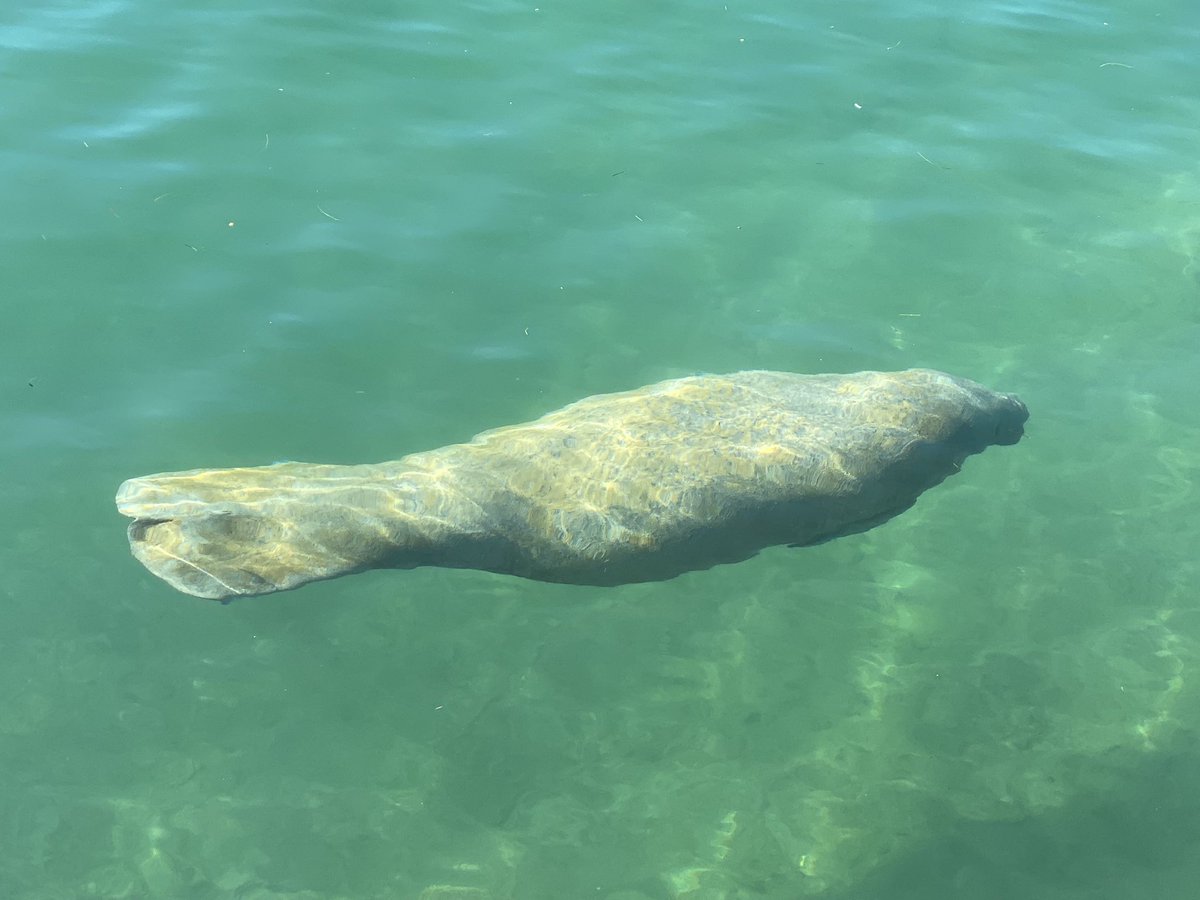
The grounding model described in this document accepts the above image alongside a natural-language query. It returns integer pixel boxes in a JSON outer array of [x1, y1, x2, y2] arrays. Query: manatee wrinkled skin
[[116, 369, 1028, 601]]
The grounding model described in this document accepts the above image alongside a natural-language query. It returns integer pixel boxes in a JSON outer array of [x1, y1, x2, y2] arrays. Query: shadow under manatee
[[839, 740, 1200, 900]]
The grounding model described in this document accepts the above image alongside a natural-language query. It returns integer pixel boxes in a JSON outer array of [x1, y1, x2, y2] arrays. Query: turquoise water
[[4, 0, 1200, 896]]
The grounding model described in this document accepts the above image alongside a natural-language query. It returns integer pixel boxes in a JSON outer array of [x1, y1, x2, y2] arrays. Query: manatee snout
[[989, 392, 1029, 446]]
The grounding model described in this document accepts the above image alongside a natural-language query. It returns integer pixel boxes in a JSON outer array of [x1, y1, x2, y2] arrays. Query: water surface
[[3, 1, 1200, 897]]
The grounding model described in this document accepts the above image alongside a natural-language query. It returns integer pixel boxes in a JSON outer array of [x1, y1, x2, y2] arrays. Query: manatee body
[[116, 368, 1028, 601]]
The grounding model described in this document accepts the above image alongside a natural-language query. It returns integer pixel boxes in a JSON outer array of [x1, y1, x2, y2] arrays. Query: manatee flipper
[[116, 463, 400, 599]]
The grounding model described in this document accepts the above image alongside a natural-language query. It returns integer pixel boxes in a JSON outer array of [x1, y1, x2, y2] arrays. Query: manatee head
[[942, 373, 1029, 453], [986, 392, 1028, 446]]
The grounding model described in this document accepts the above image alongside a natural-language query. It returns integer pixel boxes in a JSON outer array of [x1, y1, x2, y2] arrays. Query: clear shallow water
[[3, 1, 1200, 897]]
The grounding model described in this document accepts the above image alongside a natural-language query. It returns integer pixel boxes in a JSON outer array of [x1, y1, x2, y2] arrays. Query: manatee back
[[407, 368, 1024, 584]]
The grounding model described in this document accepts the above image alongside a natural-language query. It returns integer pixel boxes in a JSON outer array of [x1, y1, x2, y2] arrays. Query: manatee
[[116, 368, 1028, 601]]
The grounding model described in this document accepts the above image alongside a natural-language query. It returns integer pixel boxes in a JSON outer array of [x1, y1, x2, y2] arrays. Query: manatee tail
[[115, 463, 398, 600]]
